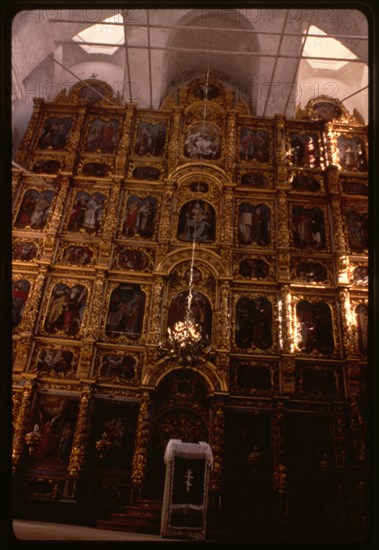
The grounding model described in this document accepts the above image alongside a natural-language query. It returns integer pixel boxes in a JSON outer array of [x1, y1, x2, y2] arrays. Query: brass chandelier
[[161, 64, 213, 366]]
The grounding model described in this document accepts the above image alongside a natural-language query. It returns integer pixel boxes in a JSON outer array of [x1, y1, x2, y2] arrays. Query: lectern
[[160, 439, 213, 540]]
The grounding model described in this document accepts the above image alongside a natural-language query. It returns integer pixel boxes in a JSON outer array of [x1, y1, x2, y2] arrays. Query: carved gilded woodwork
[[218, 282, 231, 351], [281, 356, 295, 394], [12, 385, 33, 472], [131, 391, 152, 486], [224, 110, 237, 173], [167, 107, 183, 173], [187, 78, 226, 107], [15, 98, 44, 167], [146, 280, 164, 345], [209, 400, 225, 492], [11, 77, 368, 513], [295, 96, 362, 126], [68, 388, 92, 476], [55, 79, 122, 107], [116, 105, 136, 175]]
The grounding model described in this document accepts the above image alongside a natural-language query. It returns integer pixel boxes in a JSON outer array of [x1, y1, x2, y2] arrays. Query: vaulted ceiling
[[12, 8, 369, 158]]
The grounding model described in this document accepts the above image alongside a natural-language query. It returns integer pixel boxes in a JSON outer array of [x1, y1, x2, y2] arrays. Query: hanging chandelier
[[160, 65, 213, 367]]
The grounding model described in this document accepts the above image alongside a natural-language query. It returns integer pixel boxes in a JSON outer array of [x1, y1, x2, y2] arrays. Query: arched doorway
[[143, 369, 210, 500]]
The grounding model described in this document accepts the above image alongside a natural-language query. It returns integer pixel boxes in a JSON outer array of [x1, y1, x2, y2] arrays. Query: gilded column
[[349, 401, 367, 466], [277, 192, 290, 280], [273, 402, 288, 517], [115, 105, 136, 175], [15, 98, 43, 167], [218, 282, 231, 351], [131, 391, 153, 500], [83, 271, 106, 341], [338, 287, 355, 357], [221, 188, 234, 247], [68, 387, 92, 476], [275, 114, 288, 187], [167, 107, 182, 173], [209, 399, 225, 507], [331, 197, 347, 252], [334, 409, 347, 469], [147, 278, 164, 345], [65, 106, 87, 172], [224, 109, 237, 175], [12, 384, 34, 473], [324, 122, 340, 167], [279, 285, 292, 354], [158, 185, 174, 242], [98, 185, 121, 265]]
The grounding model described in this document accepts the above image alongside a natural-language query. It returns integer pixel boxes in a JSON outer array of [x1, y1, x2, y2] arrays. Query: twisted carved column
[[280, 285, 292, 354], [338, 287, 355, 357], [83, 271, 107, 342], [273, 402, 288, 517], [68, 387, 92, 476], [158, 185, 174, 242], [218, 282, 231, 351], [209, 400, 225, 504], [224, 110, 237, 174], [115, 105, 135, 174], [275, 114, 288, 187], [221, 189, 234, 246], [131, 391, 153, 499], [168, 107, 182, 173], [64, 106, 87, 171], [16, 98, 43, 166], [147, 279, 164, 345], [12, 385, 34, 473]]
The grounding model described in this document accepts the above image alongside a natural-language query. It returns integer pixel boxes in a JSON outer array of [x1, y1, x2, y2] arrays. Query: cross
[[184, 469, 194, 492], [90, 72, 98, 79]]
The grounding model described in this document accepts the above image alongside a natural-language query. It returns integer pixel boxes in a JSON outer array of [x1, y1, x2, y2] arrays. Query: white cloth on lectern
[[164, 439, 213, 467]]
